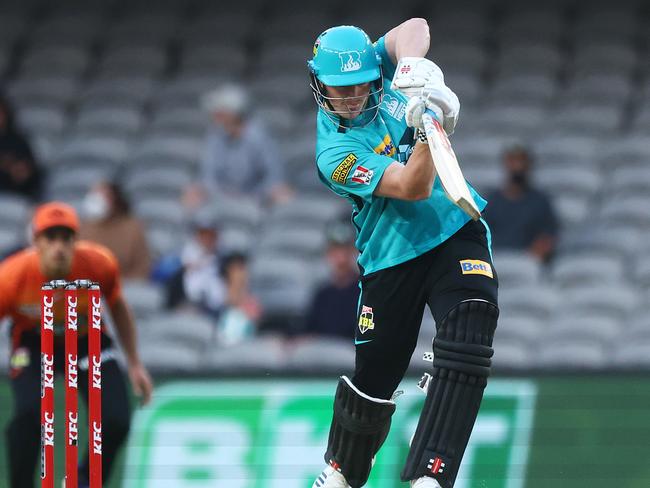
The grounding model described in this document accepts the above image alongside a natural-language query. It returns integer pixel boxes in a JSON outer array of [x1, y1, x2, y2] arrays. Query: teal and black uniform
[[310, 26, 499, 488], [316, 36, 489, 275]]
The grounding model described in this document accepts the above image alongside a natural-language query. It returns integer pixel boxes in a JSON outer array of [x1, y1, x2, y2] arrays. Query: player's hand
[[128, 362, 153, 405], [392, 57, 460, 135], [405, 96, 443, 131]]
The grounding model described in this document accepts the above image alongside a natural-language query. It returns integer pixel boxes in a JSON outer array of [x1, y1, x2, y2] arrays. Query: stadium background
[[0, 0, 649, 485]]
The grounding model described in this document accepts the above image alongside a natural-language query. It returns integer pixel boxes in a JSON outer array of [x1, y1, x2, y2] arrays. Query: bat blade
[[422, 112, 481, 221]]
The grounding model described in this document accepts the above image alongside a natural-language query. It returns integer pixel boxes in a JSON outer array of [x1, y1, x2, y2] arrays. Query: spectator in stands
[[165, 208, 225, 315], [303, 218, 359, 340], [0, 93, 44, 201], [216, 252, 261, 345], [183, 83, 293, 208], [80, 180, 151, 279], [483, 145, 558, 262]]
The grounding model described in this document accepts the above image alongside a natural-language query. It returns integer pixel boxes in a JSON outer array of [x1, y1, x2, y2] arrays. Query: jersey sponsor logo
[[351, 166, 374, 185], [374, 134, 396, 157], [313, 38, 320, 56], [382, 94, 406, 120], [331, 153, 357, 183], [339, 51, 362, 72], [358, 305, 375, 334], [459, 259, 494, 278]]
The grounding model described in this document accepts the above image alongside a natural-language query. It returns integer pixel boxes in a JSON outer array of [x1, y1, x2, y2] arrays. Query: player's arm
[[383, 18, 430, 64], [374, 142, 436, 201]]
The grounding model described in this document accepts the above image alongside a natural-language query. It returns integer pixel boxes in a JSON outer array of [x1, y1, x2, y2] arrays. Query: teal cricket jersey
[[315, 36, 487, 275]]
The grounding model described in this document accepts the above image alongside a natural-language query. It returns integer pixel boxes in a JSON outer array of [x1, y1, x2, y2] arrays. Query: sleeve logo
[[331, 153, 357, 183], [459, 259, 493, 278], [351, 166, 374, 185]]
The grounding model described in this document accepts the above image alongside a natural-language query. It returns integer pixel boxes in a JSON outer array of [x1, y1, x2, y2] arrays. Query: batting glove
[[392, 57, 460, 135]]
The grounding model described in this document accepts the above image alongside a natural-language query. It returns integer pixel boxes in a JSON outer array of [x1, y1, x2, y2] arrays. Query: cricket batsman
[[0, 202, 153, 487], [308, 19, 499, 488]]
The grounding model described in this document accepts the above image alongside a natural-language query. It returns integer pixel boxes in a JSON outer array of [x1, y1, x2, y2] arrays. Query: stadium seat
[[287, 338, 355, 372], [498, 285, 558, 321], [267, 195, 345, 229], [428, 10, 490, 44], [135, 198, 186, 228], [428, 43, 486, 78], [107, 13, 180, 44], [20, 45, 90, 77], [562, 285, 640, 321], [72, 106, 144, 138], [122, 280, 164, 319], [179, 13, 254, 47], [495, 44, 564, 78], [600, 195, 650, 228], [491, 336, 535, 370], [547, 314, 620, 343], [29, 13, 104, 47], [532, 135, 599, 169], [124, 167, 193, 200], [0, 226, 23, 254], [547, 106, 623, 137], [97, 45, 168, 78], [47, 167, 111, 199], [553, 195, 590, 225], [572, 43, 637, 77], [613, 341, 650, 368], [53, 135, 131, 168], [250, 255, 313, 317], [487, 74, 557, 105], [209, 196, 262, 232], [258, 227, 326, 259], [496, 7, 566, 44], [207, 335, 287, 372], [492, 251, 542, 286], [537, 339, 607, 369], [8, 76, 80, 108], [148, 107, 207, 137], [495, 315, 543, 344], [536, 166, 602, 199], [81, 76, 157, 108], [560, 74, 633, 106], [139, 341, 201, 373], [180, 43, 248, 78], [0, 12, 27, 47], [598, 135, 650, 169], [17, 106, 67, 138], [153, 75, 228, 111]]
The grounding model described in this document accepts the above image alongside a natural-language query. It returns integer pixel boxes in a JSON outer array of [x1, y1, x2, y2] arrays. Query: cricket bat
[[421, 111, 481, 221]]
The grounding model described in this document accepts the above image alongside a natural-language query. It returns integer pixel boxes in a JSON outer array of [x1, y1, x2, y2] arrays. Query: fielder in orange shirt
[[0, 202, 153, 488]]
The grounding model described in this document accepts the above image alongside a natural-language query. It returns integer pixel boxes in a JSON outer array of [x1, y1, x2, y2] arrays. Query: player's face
[[324, 83, 371, 119], [35, 227, 76, 278]]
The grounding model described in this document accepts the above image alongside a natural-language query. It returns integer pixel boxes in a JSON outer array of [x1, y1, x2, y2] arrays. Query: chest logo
[[382, 94, 406, 120], [374, 134, 396, 157]]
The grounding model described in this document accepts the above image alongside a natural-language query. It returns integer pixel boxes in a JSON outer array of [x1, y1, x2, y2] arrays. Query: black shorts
[[351, 219, 499, 399]]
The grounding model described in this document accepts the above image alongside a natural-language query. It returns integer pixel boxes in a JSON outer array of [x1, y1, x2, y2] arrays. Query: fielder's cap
[[32, 202, 80, 235], [201, 83, 250, 115]]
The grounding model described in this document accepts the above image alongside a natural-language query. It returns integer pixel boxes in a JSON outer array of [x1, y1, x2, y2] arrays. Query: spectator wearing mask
[[303, 219, 359, 340], [80, 181, 151, 279], [483, 145, 558, 262], [183, 83, 293, 208], [0, 93, 44, 201]]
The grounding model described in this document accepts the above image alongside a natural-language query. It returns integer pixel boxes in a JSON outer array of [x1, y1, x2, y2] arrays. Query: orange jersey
[[0, 240, 122, 350]]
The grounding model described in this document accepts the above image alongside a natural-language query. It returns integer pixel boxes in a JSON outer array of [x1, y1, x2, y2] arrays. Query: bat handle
[[423, 108, 442, 124]]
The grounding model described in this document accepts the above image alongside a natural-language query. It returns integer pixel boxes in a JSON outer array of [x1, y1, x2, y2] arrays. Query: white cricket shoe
[[312, 465, 351, 488], [410, 476, 443, 488]]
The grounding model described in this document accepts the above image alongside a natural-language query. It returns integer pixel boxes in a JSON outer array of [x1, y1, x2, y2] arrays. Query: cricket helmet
[[308, 25, 384, 127]]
